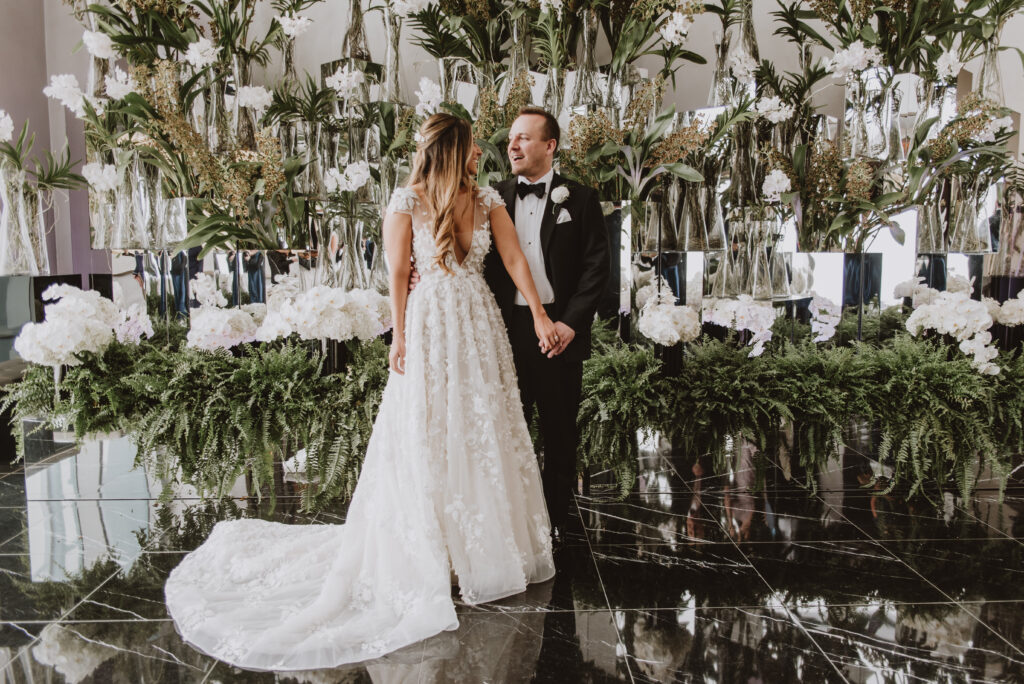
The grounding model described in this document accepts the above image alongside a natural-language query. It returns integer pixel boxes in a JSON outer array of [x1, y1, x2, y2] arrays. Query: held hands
[[389, 333, 407, 375], [544, 322, 576, 358], [533, 314, 559, 356]]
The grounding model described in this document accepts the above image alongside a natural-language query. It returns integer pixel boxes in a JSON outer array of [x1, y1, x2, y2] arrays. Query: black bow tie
[[517, 182, 546, 200]]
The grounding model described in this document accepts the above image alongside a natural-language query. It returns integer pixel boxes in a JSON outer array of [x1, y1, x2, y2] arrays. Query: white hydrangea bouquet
[[14, 284, 154, 368]]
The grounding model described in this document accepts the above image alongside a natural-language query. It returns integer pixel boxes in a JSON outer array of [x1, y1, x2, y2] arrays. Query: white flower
[[14, 285, 121, 367], [635, 277, 673, 310], [893, 276, 924, 300], [183, 37, 219, 69], [937, 50, 963, 81], [826, 40, 883, 81], [81, 162, 119, 193], [659, 12, 693, 46], [44, 74, 103, 119], [755, 95, 795, 124], [999, 297, 1024, 326], [392, 0, 433, 16], [325, 65, 364, 99], [638, 302, 701, 346], [114, 304, 154, 344], [727, 53, 757, 84], [905, 289, 994, 359], [975, 115, 1015, 143], [701, 296, 776, 354], [82, 30, 116, 59], [0, 110, 13, 143], [186, 306, 258, 351], [104, 66, 136, 100], [946, 273, 973, 294], [538, 0, 563, 13], [809, 293, 841, 343], [415, 77, 443, 118], [762, 169, 791, 203], [191, 272, 228, 308], [551, 185, 570, 204], [325, 160, 372, 194], [270, 286, 390, 342], [235, 85, 272, 112], [748, 329, 773, 358], [277, 14, 313, 38], [33, 624, 115, 684]]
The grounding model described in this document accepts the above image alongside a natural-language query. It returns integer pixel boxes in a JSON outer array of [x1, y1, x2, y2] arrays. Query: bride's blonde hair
[[407, 113, 477, 275]]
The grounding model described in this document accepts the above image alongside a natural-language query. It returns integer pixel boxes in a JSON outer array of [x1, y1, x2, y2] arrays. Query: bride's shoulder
[[387, 186, 419, 215], [476, 185, 505, 211]]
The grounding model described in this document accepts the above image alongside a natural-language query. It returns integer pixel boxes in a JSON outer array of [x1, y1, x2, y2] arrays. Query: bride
[[165, 113, 559, 671]]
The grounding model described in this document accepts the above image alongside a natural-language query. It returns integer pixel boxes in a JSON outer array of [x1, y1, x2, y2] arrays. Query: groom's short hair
[[517, 106, 560, 147]]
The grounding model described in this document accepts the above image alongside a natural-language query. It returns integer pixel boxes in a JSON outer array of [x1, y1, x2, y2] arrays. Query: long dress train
[[164, 186, 555, 671]]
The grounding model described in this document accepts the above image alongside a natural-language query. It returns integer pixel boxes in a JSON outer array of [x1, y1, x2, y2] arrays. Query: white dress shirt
[[514, 169, 556, 306]]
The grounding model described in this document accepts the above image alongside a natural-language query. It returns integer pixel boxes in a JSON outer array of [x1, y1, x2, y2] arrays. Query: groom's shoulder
[[557, 176, 598, 204]]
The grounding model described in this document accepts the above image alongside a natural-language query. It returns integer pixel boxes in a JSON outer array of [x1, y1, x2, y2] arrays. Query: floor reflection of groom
[[484, 107, 609, 540]]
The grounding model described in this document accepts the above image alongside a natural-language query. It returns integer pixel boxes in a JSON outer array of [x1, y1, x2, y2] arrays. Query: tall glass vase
[[948, 176, 994, 254], [0, 167, 49, 276], [744, 211, 777, 300], [382, 5, 403, 103], [342, 0, 371, 61], [976, 39, 1005, 105], [543, 67, 565, 121], [843, 67, 899, 163], [571, 10, 601, 109]]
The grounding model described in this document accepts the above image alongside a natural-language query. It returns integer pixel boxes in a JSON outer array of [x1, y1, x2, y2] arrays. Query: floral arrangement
[[808, 294, 841, 343], [186, 306, 260, 352], [255, 281, 391, 344], [637, 291, 701, 346], [14, 284, 152, 367], [702, 296, 777, 357]]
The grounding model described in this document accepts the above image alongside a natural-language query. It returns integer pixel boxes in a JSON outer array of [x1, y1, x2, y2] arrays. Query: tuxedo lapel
[[501, 180, 518, 224], [539, 172, 562, 259]]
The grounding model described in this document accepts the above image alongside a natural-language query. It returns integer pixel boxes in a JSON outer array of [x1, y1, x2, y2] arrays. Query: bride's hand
[[534, 314, 558, 354], [389, 333, 406, 374]]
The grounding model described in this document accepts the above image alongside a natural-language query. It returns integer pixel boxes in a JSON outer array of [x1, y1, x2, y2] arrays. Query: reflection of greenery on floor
[[4, 307, 1024, 509]]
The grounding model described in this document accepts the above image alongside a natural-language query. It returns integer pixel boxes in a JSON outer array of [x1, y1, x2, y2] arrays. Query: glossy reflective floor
[[1, 427, 1023, 683]]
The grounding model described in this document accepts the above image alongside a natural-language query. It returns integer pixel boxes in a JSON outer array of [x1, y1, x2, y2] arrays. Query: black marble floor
[[1, 428, 1023, 683]]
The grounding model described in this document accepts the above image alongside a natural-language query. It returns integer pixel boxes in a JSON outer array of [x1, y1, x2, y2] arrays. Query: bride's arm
[[490, 206, 558, 353], [383, 210, 412, 373]]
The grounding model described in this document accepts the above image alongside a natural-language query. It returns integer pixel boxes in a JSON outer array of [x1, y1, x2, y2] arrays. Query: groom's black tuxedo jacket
[[483, 173, 609, 363]]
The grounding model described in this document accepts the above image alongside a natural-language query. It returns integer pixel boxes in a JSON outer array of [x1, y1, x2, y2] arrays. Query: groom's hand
[[543, 322, 575, 358]]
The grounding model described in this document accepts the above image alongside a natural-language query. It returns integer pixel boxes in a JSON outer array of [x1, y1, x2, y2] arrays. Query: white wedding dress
[[165, 186, 555, 671]]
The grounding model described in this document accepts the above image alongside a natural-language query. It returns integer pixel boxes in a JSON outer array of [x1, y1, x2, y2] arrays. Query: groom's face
[[508, 114, 555, 181]]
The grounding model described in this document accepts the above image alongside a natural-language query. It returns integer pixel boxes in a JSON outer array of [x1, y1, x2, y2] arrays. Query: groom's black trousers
[[508, 305, 583, 531]]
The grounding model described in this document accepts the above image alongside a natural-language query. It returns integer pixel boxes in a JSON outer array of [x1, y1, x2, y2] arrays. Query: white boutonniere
[[551, 185, 570, 205], [550, 185, 571, 223]]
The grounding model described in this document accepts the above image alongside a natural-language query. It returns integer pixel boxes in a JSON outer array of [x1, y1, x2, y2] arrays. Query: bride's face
[[466, 142, 482, 175]]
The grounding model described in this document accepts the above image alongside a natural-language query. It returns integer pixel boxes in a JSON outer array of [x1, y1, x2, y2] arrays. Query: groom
[[484, 107, 609, 538]]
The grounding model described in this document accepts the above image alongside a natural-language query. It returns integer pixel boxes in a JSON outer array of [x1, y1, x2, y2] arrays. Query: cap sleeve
[[477, 186, 505, 213], [387, 187, 418, 216]]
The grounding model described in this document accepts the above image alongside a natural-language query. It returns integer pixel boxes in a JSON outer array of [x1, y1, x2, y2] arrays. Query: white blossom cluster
[[186, 305, 259, 351], [104, 66, 136, 100], [325, 160, 372, 194], [974, 114, 1015, 144], [82, 30, 117, 59], [904, 287, 998, 374], [659, 12, 694, 47], [44, 74, 104, 119], [634, 273, 673, 310], [638, 292, 701, 346], [191, 272, 229, 308], [14, 284, 152, 367], [755, 95, 795, 124], [762, 169, 792, 203], [727, 53, 757, 84], [255, 285, 391, 343], [183, 37, 219, 69], [235, 85, 273, 112], [415, 77, 443, 118], [703, 295, 777, 357], [393, 0, 433, 16], [81, 162, 119, 193], [326, 65, 364, 99], [826, 40, 883, 81], [994, 290, 1024, 326], [537, 0, 564, 13], [277, 14, 313, 38], [32, 623, 115, 684], [936, 50, 963, 82], [0, 109, 14, 143], [808, 294, 841, 342]]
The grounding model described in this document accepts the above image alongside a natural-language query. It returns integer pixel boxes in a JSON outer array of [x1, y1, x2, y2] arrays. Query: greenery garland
[[3, 309, 1022, 508]]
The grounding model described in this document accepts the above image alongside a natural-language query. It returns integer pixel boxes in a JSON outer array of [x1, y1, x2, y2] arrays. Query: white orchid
[[81, 162, 119, 193], [392, 0, 433, 16], [235, 85, 273, 112], [826, 40, 883, 81], [82, 30, 117, 59], [0, 110, 13, 143], [104, 66, 136, 100], [191, 272, 228, 308], [638, 299, 701, 346], [905, 288, 999, 374], [187, 306, 258, 351], [755, 95, 795, 124], [325, 160, 372, 194], [659, 12, 693, 46], [808, 294, 841, 343], [727, 53, 757, 84], [114, 304, 154, 344], [415, 78, 443, 118], [326, 65, 364, 99], [762, 169, 792, 203], [44, 74, 104, 119], [277, 14, 313, 38], [936, 50, 963, 81], [702, 296, 777, 357], [183, 37, 219, 69]]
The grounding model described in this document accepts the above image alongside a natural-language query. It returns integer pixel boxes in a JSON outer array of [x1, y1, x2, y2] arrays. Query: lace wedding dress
[[165, 186, 555, 671]]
